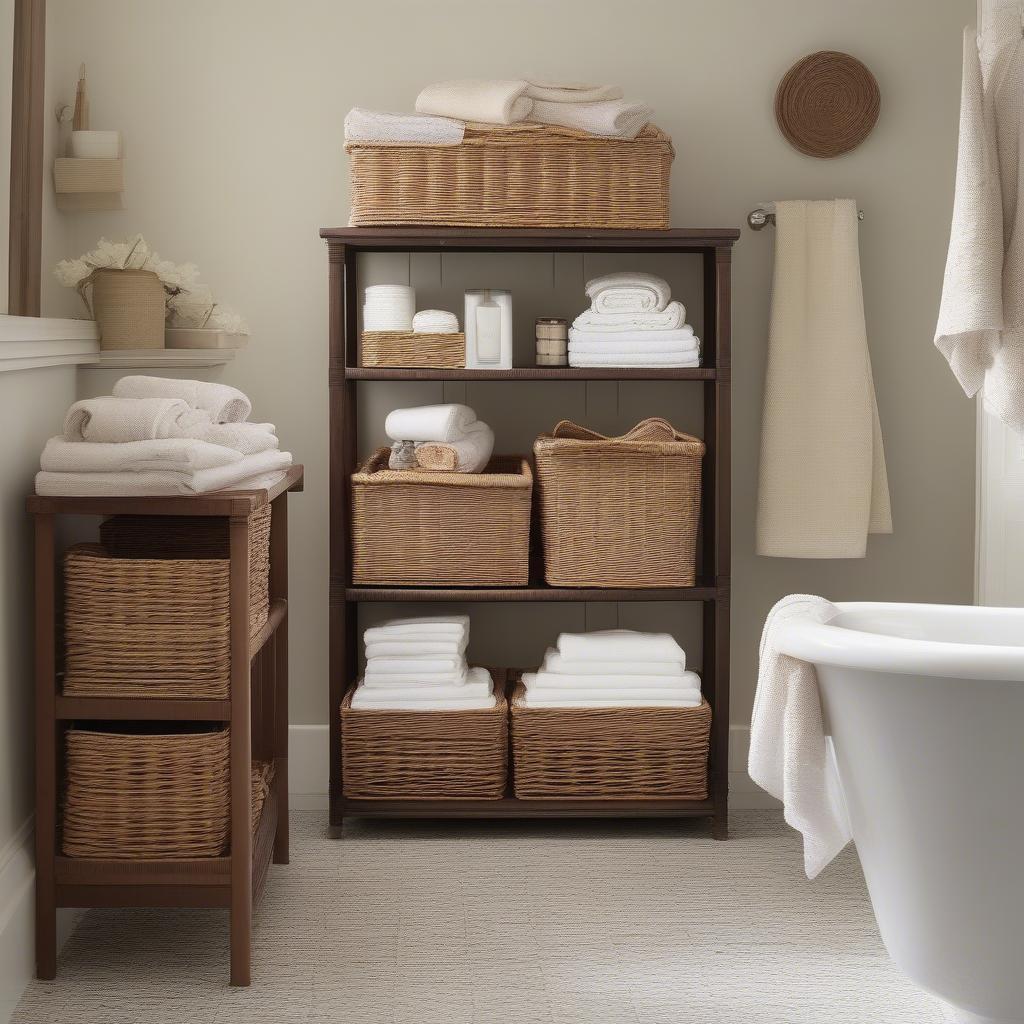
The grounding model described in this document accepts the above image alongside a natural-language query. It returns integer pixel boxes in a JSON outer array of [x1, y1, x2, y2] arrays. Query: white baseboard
[[286, 723, 779, 812]]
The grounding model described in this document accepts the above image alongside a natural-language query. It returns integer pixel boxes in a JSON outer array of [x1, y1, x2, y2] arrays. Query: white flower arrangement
[[54, 234, 249, 334]]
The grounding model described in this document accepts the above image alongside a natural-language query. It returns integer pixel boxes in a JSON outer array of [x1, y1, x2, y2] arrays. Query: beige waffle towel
[[756, 200, 892, 558]]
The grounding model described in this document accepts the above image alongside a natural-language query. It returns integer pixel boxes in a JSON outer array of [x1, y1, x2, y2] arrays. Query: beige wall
[[41, 0, 977, 728]]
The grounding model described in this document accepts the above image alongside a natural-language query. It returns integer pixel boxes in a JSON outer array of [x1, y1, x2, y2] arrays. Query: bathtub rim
[[773, 602, 1024, 681]]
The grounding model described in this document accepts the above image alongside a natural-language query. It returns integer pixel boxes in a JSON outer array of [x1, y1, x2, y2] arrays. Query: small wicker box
[[510, 680, 711, 800], [361, 331, 465, 368], [340, 670, 508, 800], [346, 122, 673, 229], [533, 419, 705, 588], [350, 451, 532, 586]]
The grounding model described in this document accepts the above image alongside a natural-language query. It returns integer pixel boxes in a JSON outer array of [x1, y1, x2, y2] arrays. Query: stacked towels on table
[[350, 616, 497, 710], [569, 273, 701, 368], [520, 630, 702, 708], [35, 375, 292, 496], [385, 403, 494, 474]]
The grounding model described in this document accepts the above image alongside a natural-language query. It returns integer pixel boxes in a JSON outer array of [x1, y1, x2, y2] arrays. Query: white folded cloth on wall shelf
[[364, 615, 469, 643], [416, 78, 532, 125], [364, 638, 468, 658], [568, 350, 700, 368], [415, 422, 494, 474], [40, 436, 243, 474], [529, 98, 653, 139], [541, 650, 685, 677], [412, 309, 460, 333], [585, 273, 671, 314], [524, 80, 624, 103], [364, 656, 463, 676], [344, 107, 465, 146], [557, 630, 686, 665], [748, 594, 851, 879], [63, 396, 208, 443], [384, 403, 478, 443], [112, 375, 252, 423], [572, 302, 687, 333]]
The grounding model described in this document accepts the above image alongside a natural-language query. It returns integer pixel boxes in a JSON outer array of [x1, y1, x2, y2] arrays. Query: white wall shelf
[[80, 348, 237, 369]]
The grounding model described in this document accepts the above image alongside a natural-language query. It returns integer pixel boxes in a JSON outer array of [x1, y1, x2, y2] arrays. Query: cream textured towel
[[748, 595, 852, 879], [62, 397, 209, 443], [415, 79, 532, 125], [343, 107, 465, 146], [756, 200, 892, 558], [112, 376, 252, 423], [40, 436, 242, 473], [557, 630, 686, 664], [935, 26, 1024, 433], [524, 80, 624, 103], [572, 302, 688, 332], [529, 98, 653, 139]]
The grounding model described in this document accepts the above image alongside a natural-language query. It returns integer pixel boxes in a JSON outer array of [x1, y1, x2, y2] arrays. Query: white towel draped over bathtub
[[756, 199, 892, 558], [749, 594, 852, 879]]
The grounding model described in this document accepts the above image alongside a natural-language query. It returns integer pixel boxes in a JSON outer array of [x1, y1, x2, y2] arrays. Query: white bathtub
[[774, 602, 1024, 1024]]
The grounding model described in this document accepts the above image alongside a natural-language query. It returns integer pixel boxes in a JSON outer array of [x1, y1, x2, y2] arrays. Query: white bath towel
[[557, 630, 686, 664], [412, 309, 460, 333], [749, 594, 851, 879], [415, 79, 532, 125], [364, 656, 463, 676], [935, 27, 1024, 433], [112, 376, 252, 423], [541, 650, 685, 677], [352, 666, 495, 710], [530, 98, 653, 139], [520, 694, 701, 709], [384, 404, 477, 443], [63, 397, 208, 443], [355, 680, 491, 702], [524, 671, 701, 693], [201, 422, 279, 456], [756, 200, 892, 558], [40, 436, 242, 474], [414, 422, 494, 474], [365, 638, 467, 658], [585, 273, 671, 314], [344, 107, 465, 146], [361, 669, 467, 687], [568, 328, 699, 354], [568, 350, 700, 368], [572, 302, 688, 333], [525, 80, 624, 103], [364, 615, 469, 642]]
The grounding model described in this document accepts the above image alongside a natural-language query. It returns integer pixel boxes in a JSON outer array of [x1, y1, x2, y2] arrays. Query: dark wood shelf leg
[[270, 494, 289, 865]]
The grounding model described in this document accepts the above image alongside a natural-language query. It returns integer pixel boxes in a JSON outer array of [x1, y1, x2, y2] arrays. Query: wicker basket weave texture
[[340, 670, 508, 800], [350, 451, 532, 586], [89, 268, 166, 350], [510, 681, 711, 800], [361, 331, 465, 368], [61, 728, 274, 859], [533, 419, 704, 588], [346, 122, 673, 229]]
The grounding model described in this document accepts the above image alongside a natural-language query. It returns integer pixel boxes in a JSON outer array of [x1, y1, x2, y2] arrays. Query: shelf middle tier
[[344, 366, 717, 382], [343, 583, 721, 602]]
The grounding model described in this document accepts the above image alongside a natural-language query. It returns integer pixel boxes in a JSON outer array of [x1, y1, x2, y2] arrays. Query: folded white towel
[[520, 695, 701, 708], [112, 376, 252, 423], [365, 638, 467, 658], [530, 98, 653, 139], [525, 80, 624, 103], [352, 692, 497, 711], [364, 615, 469, 643], [572, 302, 687, 333], [414, 422, 494, 473], [355, 681, 491, 702], [524, 671, 701, 692], [361, 669, 467, 687], [201, 422, 279, 456], [352, 667, 495, 710], [412, 309, 460, 333], [344, 107, 465, 146], [568, 350, 700, 368], [364, 656, 463, 676], [541, 650, 685, 677], [63, 397, 209, 443], [568, 328, 699, 354], [415, 78, 532, 125], [384, 404, 478, 443], [585, 273, 671, 314], [748, 595, 851, 879], [558, 630, 686, 665], [40, 436, 242, 474]]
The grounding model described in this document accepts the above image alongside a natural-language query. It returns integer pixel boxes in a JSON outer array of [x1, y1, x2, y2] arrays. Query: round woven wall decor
[[774, 50, 880, 158]]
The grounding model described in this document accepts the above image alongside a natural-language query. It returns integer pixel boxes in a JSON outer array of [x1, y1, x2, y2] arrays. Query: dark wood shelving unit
[[322, 226, 736, 839], [29, 467, 303, 986]]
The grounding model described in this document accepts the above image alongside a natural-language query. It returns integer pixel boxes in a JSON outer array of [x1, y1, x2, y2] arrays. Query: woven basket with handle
[[533, 418, 705, 588], [346, 122, 673, 229]]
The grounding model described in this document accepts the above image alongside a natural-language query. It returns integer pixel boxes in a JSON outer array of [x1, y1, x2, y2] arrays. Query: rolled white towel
[[525, 80, 624, 103], [585, 273, 671, 314], [344, 107, 465, 146], [412, 309, 460, 333], [557, 630, 686, 665], [365, 638, 467, 658], [63, 397, 210, 443], [572, 302, 688, 333], [364, 615, 468, 643], [415, 78, 532, 125], [112, 376, 252, 423], [529, 98, 653, 139], [541, 650, 686, 677], [568, 350, 700, 368], [384, 404, 477, 443], [41, 436, 242, 474], [414, 422, 494, 473]]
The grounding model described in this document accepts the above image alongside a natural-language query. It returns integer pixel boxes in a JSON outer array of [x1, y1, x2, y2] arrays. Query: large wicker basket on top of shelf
[[533, 418, 705, 588], [346, 122, 674, 229], [350, 450, 532, 586]]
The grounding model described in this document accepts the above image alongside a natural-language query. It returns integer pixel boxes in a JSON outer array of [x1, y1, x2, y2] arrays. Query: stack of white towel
[[350, 616, 497, 710], [35, 375, 292, 497], [520, 630, 702, 708], [345, 79, 653, 146], [385, 403, 494, 474], [363, 285, 416, 331], [569, 273, 701, 368]]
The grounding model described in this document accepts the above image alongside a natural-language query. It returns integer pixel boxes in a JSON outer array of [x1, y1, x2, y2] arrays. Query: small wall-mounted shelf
[[81, 348, 238, 370], [53, 157, 124, 211]]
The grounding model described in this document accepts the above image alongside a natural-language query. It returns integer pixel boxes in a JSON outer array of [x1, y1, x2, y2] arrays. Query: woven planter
[[361, 331, 465, 368], [346, 122, 673, 229], [89, 269, 165, 350], [340, 670, 508, 800], [61, 727, 274, 859], [350, 451, 532, 586], [510, 680, 711, 800], [533, 418, 705, 587]]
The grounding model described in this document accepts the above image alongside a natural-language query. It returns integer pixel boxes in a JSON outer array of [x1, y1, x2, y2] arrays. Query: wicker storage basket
[[88, 268, 166, 350], [346, 122, 673, 229], [533, 418, 705, 587], [340, 670, 508, 800], [361, 331, 465, 368], [351, 451, 532, 586], [510, 680, 711, 800], [62, 726, 274, 859]]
